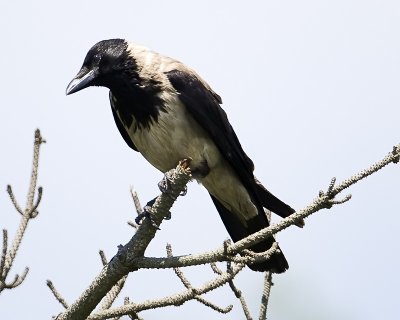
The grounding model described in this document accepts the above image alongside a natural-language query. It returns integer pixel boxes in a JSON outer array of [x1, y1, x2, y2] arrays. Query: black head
[[66, 39, 134, 95]]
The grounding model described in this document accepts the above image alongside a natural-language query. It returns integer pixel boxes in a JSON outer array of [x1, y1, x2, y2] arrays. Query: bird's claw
[[135, 205, 160, 229], [135, 197, 172, 228], [158, 172, 188, 197]]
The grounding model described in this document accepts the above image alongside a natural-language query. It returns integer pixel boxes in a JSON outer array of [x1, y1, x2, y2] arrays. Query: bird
[[66, 39, 302, 273]]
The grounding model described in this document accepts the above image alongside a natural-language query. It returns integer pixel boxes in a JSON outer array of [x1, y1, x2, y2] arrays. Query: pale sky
[[1, 1, 399, 319]]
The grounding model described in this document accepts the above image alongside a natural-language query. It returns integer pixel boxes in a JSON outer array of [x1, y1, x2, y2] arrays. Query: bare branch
[[6, 185, 24, 215], [210, 259, 251, 317], [166, 243, 232, 314], [329, 194, 352, 205], [118, 297, 143, 320], [127, 221, 139, 229], [223, 143, 400, 256], [3, 215, 30, 276], [47, 280, 69, 309], [27, 186, 43, 218], [25, 129, 45, 210], [0, 130, 45, 293], [130, 187, 143, 214], [7, 267, 29, 288], [226, 263, 253, 320], [210, 262, 223, 275], [99, 276, 128, 311], [258, 272, 273, 320], [98, 248, 128, 311], [0, 230, 8, 277], [87, 263, 245, 320], [113, 145, 400, 272], [1, 267, 29, 290], [127, 237, 278, 270], [53, 145, 399, 319], [99, 250, 108, 267], [55, 161, 192, 320], [392, 145, 399, 163]]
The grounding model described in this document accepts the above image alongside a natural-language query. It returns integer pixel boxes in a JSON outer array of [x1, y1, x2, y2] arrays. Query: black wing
[[165, 70, 257, 196], [109, 92, 138, 151]]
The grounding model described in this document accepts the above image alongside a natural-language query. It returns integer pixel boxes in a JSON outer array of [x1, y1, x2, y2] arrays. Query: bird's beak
[[66, 68, 97, 95]]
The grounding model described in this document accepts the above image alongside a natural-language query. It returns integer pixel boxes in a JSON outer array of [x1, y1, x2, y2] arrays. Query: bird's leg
[[135, 197, 172, 229]]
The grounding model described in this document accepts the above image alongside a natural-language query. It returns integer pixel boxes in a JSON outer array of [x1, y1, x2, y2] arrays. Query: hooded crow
[[66, 39, 301, 272]]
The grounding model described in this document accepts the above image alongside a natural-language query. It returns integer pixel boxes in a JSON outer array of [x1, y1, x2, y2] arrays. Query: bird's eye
[[99, 55, 113, 73]]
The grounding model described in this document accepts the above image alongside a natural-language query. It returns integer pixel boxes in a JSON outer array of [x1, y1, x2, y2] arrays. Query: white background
[[0, 1, 399, 319]]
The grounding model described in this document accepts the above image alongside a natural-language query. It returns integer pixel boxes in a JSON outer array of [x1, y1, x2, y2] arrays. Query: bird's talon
[[135, 206, 160, 229], [165, 211, 172, 220], [134, 213, 144, 225]]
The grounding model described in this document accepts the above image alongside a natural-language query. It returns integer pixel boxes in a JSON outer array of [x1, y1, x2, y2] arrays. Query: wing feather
[[109, 92, 138, 151]]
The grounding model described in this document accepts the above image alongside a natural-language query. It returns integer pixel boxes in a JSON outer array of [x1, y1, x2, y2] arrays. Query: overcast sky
[[1, 1, 399, 319]]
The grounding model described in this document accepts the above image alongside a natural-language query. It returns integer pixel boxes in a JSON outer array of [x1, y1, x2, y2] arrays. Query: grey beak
[[66, 69, 96, 95]]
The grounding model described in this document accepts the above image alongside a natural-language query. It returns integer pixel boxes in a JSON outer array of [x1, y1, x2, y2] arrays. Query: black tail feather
[[255, 179, 304, 228], [210, 194, 288, 273]]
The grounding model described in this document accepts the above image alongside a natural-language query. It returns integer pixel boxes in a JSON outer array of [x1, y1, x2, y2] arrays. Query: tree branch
[[51, 144, 399, 319], [98, 251, 128, 311], [47, 280, 69, 309], [87, 263, 245, 320], [210, 262, 253, 320], [54, 160, 192, 320], [166, 243, 232, 314], [258, 272, 273, 320], [0, 129, 45, 294]]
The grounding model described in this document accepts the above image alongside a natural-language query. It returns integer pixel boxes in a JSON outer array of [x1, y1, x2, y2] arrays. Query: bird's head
[[66, 39, 134, 95]]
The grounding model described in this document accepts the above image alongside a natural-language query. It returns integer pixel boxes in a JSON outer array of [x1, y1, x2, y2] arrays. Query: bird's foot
[[135, 205, 159, 229], [134, 198, 171, 229]]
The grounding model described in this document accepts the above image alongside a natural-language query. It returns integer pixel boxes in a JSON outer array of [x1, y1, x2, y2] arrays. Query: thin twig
[[227, 262, 253, 320], [4, 267, 29, 289], [116, 297, 143, 320], [166, 243, 232, 314], [47, 280, 69, 309], [259, 272, 273, 320], [130, 187, 143, 214], [127, 189, 142, 229], [6, 186, 24, 215], [25, 129, 45, 210], [99, 250, 108, 266], [127, 221, 139, 229], [27, 186, 43, 218], [0, 230, 8, 277]]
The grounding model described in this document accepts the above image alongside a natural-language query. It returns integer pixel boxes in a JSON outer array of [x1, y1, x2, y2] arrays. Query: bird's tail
[[255, 178, 304, 228], [210, 194, 288, 273]]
